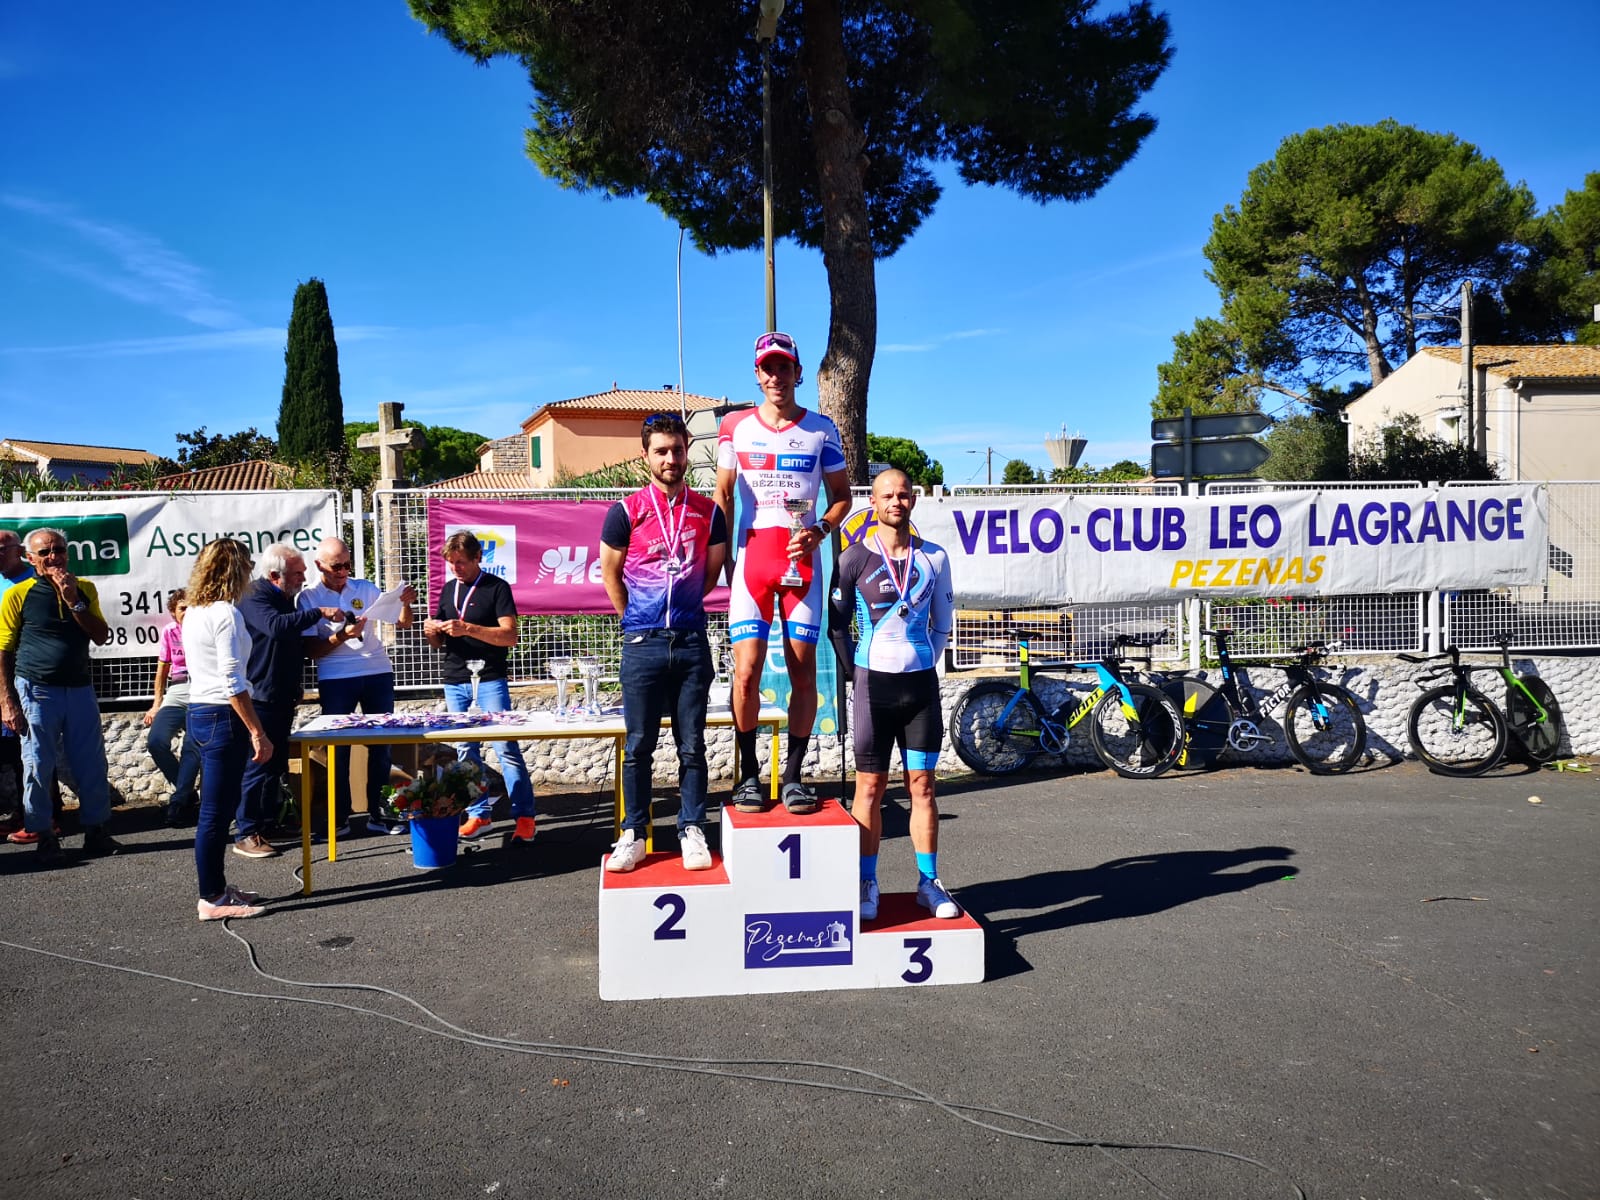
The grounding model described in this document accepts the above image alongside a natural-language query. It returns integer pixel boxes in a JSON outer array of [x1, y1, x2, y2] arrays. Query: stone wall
[[81, 652, 1600, 804]]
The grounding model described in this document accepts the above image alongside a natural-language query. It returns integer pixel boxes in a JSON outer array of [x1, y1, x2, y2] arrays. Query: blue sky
[[3, 2, 1595, 481]]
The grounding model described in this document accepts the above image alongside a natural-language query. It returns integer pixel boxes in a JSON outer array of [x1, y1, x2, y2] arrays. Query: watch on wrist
[[70, 599, 88, 613], [815, 518, 833, 536]]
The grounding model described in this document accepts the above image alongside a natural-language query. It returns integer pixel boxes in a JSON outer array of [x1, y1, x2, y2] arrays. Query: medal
[[875, 532, 914, 620], [648, 486, 690, 582], [897, 602, 910, 618]]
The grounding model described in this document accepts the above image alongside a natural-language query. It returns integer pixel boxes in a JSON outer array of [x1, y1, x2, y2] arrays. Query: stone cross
[[356, 402, 426, 488]]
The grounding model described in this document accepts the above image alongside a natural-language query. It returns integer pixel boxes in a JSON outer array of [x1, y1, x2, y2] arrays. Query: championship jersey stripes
[[716, 407, 846, 541], [830, 535, 954, 674]]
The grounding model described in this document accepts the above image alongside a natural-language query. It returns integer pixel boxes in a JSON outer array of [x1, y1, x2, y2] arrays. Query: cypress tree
[[277, 278, 344, 463]]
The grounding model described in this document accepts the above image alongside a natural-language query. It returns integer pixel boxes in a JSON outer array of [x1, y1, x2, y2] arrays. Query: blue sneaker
[[916, 876, 960, 919], [859, 877, 880, 921]]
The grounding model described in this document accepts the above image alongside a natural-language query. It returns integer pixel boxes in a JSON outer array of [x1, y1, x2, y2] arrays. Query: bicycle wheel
[[1505, 675, 1564, 765], [950, 681, 1046, 775], [1283, 684, 1367, 774], [1407, 684, 1507, 777], [1158, 676, 1232, 770], [1089, 682, 1183, 779]]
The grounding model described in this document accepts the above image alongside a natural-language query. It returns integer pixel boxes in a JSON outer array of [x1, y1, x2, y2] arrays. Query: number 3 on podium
[[902, 936, 933, 983]]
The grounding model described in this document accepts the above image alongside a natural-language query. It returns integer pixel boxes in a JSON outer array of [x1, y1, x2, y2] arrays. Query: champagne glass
[[549, 656, 573, 721]]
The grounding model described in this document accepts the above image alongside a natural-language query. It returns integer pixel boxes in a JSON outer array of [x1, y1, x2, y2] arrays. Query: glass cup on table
[[549, 657, 574, 721]]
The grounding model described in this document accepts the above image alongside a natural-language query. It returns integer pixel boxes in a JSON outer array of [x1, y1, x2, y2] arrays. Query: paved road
[[1, 759, 1594, 1200]]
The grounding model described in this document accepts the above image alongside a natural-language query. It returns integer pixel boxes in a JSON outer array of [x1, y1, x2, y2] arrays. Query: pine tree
[[277, 278, 344, 464]]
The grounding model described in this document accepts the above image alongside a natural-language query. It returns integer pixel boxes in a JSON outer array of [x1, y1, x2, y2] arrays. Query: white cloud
[[879, 327, 1004, 354], [0, 325, 394, 358], [2, 193, 244, 329]]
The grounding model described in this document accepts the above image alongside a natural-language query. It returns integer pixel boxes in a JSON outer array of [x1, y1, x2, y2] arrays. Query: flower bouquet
[[382, 753, 489, 821]]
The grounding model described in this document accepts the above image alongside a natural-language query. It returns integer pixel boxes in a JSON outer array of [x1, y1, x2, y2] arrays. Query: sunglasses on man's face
[[31, 544, 68, 558], [321, 561, 353, 572]]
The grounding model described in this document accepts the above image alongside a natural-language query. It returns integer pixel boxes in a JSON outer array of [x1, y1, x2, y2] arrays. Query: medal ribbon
[[648, 486, 689, 570], [875, 533, 913, 613]]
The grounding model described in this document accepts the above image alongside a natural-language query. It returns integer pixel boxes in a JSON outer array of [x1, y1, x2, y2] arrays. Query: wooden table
[[288, 705, 788, 894]]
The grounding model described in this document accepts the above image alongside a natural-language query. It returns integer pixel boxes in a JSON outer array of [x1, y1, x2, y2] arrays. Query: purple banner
[[743, 911, 854, 969], [426, 498, 729, 617]]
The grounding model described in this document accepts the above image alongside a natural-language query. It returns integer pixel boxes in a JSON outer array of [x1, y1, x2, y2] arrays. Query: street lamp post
[[967, 447, 995, 486], [756, 0, 785, 332]]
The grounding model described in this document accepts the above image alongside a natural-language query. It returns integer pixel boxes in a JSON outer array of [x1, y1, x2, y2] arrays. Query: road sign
[[1151, 438, 1270, 478], [1151, 412, 1272, 441]]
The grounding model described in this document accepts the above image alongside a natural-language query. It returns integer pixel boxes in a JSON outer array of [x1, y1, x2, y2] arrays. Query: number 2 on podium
[[777, 833, 801, 879]]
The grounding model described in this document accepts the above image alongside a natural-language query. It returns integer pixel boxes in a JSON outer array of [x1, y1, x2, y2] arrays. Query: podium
[[598, 799, 984, 1000]]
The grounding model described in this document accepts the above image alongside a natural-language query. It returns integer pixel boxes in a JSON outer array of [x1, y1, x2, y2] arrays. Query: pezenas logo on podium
[[744, 911, 854, 969]]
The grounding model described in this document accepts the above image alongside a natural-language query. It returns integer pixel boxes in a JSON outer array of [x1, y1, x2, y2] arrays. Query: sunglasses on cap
[[754, 331, 798, 357]]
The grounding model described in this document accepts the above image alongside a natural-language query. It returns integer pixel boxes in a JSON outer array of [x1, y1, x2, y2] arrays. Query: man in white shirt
[[300, 537, 416, 835]]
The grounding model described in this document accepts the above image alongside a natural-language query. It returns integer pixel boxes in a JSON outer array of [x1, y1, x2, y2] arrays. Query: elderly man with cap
[[299, 537, 416, 835], [713, 331, 851, 817]]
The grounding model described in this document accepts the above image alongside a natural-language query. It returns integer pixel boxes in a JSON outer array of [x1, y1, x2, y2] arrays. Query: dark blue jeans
[[317, 671, 395, 819], [148, 697, 201, 808], [189, 703, 247, 899], [238, 700, 293, 837], [619, 628, 712, 836]]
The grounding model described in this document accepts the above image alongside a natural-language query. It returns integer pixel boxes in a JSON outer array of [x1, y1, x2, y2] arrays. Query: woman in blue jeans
[[183, 539, 273, 920]]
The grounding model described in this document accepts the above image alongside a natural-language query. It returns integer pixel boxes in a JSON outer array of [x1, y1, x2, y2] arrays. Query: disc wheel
[[1505, 675, 1564, 765], [950, 681, 1046, 775], [1283, 685, 1368, 774], [1407, 684, 1506, 777], [1089, 682, 1183, 779], [1158, 676, 1232, 770]]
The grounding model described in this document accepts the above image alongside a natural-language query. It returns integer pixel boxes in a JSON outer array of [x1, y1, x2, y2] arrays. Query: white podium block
[[598, 799, 985, 1000]]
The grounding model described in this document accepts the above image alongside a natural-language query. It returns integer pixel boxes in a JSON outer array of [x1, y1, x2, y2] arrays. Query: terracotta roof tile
[[154, 461, 295, 490], [1, 439, 160, 466], [1419, 344, 1600, 379], [429, 469, 534, 490], [524, 388, 726, 427]]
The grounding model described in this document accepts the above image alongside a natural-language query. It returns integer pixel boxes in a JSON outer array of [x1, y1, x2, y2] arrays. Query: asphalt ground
[[1, 756, 1595, 1200]]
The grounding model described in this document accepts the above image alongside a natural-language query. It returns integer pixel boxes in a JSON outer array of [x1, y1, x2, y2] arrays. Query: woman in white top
[[185, 539, 273, 920]]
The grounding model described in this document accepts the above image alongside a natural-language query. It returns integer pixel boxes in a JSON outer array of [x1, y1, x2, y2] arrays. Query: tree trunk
[[800, 0, 874, 484], [1354, 275, 1392, 383]]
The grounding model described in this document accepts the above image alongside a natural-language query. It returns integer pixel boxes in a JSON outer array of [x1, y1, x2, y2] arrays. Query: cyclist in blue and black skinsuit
[[828, 469, 960, 922]]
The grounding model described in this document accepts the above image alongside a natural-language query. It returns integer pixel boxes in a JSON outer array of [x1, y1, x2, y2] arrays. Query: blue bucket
[[409, 815, 459, 870]]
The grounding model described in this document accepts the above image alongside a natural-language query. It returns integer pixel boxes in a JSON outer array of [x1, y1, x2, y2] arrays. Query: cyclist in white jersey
[[714, 331, 851, 816]]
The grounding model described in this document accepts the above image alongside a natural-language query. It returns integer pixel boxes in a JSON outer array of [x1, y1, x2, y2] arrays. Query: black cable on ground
[[0, 931, 1307, 1200]]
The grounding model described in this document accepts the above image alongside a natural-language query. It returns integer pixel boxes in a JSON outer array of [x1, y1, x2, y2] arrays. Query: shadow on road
[[963, 844, 1298, 980]]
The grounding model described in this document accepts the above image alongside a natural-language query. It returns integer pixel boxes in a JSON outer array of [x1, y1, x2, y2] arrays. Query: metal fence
[[39, 478, 1600, 703]]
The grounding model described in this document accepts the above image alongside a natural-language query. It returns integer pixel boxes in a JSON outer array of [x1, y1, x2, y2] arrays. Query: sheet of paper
[[360, 582, 410, 625]]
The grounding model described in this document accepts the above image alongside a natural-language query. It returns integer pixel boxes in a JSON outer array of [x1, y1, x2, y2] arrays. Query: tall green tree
[[409, 0, 1171, 480], [1171, 121, 1534, 412], [278, 278, 345, 464], [866, 433, 942, 488], [1496, 172, 1600, 345]]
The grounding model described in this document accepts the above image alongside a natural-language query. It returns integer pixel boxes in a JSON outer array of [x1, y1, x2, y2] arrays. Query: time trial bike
[[1399, 635, 1565, 776], [949, 634, 1184, 780]]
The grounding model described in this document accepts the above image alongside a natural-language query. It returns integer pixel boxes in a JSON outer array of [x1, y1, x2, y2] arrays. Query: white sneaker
[[197, 886, 266, 921], [916, 876, 960, 919], [680, 825, 712, 871], [606, 830, 646, 873], [860, 877, 880, 921]]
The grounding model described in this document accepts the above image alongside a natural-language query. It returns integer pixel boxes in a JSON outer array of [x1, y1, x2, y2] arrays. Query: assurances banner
[[1, 493, 339, 658]]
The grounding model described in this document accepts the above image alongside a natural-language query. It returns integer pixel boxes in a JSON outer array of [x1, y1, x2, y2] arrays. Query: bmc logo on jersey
[[776, 453, 817, 472]]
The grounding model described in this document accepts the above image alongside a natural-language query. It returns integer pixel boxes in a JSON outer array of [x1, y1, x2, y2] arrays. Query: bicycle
[[949, 634, 1184, 779], [1400, 635, 1565, 776], [1136, 627, 1368, 775]]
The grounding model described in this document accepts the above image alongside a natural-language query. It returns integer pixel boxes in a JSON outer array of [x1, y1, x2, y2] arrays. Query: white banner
[[841, 486, 1548, 606], [1, 492, 340, 657]]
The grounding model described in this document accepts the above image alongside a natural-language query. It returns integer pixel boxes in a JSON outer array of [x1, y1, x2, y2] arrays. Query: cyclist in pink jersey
[[714, 331, 851, 815]]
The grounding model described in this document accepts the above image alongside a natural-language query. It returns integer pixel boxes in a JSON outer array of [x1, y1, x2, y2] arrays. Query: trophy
[[780, 499, 812, 588], [577, 655, 602, 715], [549, 656, 573, 721], [465, 658, 486, 712]]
